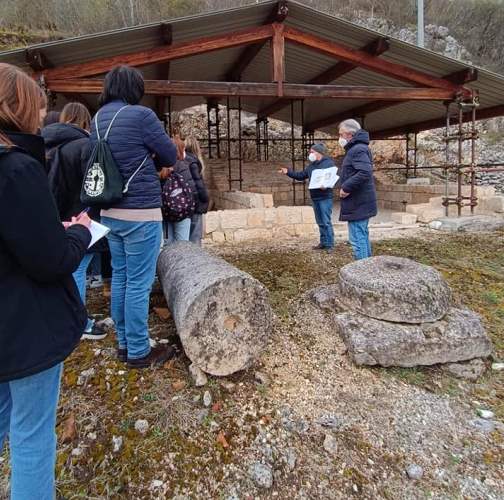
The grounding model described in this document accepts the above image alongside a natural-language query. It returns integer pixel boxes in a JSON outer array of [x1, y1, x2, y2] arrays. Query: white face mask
[[339, 137, 348, 148], [308, 152, 317, 162]]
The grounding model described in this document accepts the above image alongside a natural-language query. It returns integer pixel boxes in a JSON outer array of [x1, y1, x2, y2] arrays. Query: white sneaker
[[88, 276, 103, 289]]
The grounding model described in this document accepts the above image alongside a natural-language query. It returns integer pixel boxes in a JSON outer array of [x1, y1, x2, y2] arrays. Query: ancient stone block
[[301, 206, 316, 224], [391, 212, 418, 225], [234, 228, 271, 242], [247, 209, 266, 227], [338, 256, 451, 323], [335, 308, 492, 367], [277, 206, 303, 225], [204, 212, 220, 234], [220, 210, 248, 230], [212, 231, 225, 243]]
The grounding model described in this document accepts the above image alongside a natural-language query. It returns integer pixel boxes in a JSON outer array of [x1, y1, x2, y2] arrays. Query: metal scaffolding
[[443, 98, 479, 216], [290, 99, 307, 205], [206, 100, 221, 159], [226, 96, 244, 191]]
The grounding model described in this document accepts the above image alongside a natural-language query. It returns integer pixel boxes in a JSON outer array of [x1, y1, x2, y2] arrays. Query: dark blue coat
[[339, 129, 377, 222], [287, 156, 336, 201], [89, 100, 177, 210]]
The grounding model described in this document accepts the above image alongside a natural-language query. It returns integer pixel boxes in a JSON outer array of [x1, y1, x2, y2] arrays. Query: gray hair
[[339, 119, 361, 135]]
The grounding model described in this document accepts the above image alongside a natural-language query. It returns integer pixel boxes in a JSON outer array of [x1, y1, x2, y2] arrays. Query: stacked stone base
[[314, 256, 493, 371]]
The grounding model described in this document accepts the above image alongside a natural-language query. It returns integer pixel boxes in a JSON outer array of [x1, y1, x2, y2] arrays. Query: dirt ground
[[1, 229, 503, 499]]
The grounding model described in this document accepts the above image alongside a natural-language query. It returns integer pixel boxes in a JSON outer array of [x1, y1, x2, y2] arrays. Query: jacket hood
[[1, 131, 46, 170], [346, 128, 370, 149], [41, 122, 89, 149]]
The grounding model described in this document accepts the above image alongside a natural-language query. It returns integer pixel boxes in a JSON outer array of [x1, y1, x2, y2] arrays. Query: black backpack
[[162, 171, 196, 222], [81, 105, 147, 206]]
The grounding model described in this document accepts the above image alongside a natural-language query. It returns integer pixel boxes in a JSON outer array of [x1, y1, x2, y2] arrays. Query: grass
[[1, 230, 503, 498]]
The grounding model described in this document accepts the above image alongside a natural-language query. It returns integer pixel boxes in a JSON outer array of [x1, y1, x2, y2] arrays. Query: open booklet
[[88, 220, 110, 249], [309, 166, 339, 190]]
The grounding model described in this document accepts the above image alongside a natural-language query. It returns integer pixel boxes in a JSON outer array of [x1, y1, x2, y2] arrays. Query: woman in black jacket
[[185, 135, 209, 245], [42, 102, 106, 341], [0, 63, 91, 500]]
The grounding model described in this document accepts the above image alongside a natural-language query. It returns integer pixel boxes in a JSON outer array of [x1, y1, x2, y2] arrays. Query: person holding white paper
[[42, 102, 107, 341], [279, 143, 337, 251]]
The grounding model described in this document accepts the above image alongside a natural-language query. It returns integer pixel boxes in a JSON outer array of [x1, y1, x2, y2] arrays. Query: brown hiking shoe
[[127, 345, 176, 369]]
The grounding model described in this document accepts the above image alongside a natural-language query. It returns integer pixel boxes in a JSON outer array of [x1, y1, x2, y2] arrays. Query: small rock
[[112, 435, 123, 453], [154, 307, 171, 321], [221, 381, 236, 392], [406, 464, 424, 480], [203, 391, 212, 407], [477, 409, 495, 420], [255, 371, 271, 386], [149, 338, 158, 348], [189, 363, 208, 387], [491, 362, 504, 371], [284, 448, 297, 471], [317, 414, 342, 429], [172, 379, 187, 392], [71, 447, 83, 457], [196, 409, 209, 423], [96, 317, 114, 329], [193, 394, 201, 403], [471, 418, 496, 433], [134, 419, 149, 435], [248, 462, 273, 489], [61, 413, 77, 443], [87, 432, 97, 441], [323, 434, 338, 455], [443, 359, 486, 381], [117, 370, 126, 376], [151, 479, 164, 489]]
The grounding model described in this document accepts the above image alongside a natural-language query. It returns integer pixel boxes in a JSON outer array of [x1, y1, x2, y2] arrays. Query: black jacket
[[41, 122, 90, 221], [339, 129, 378, 222], [186, 152, 209, 214], [287, 156, 336, 200], [0, 131, 91, 383]]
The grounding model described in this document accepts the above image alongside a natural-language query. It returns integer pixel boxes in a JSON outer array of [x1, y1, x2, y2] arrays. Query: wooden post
[[271, 23, 285, 97]]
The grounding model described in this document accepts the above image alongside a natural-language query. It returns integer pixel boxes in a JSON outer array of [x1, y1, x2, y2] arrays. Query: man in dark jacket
[[338, 119, 377, 260], [279, 143, 337, 250]]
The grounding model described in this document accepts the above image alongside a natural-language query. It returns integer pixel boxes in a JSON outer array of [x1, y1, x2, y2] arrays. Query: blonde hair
[[60, 102, 91, 131], [185, 135, 205, 173], [0, 63, 47, 146]]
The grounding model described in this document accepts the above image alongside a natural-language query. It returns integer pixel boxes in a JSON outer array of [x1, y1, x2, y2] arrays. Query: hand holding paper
[[88, 221, 110, 248], [309, 167, 339, 190]]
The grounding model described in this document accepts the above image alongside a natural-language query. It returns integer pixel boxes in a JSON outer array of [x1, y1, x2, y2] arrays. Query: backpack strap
[[94, 105, 129, 141], [122, 155, 149, 194]]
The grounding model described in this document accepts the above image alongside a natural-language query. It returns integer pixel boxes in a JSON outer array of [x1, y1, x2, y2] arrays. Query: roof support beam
[[305, 68, 477, 132], [282, 25, 471, 96], [38, 24, 275, 80], [45, 79, 458, 100], [370, 104, 504, 139], [258, 36, 389, 119], [226, 0, 288, 82], [271, 23, 285, 96]]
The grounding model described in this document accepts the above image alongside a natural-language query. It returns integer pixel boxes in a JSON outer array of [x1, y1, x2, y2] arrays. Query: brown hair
[[173, 135, 185, 161], [0, 63, 47, 146], [185, 135, 205, 173], [60, 102, 91, 131]]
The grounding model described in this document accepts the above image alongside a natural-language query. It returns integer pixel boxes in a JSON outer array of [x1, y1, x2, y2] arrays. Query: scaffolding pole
[[226, 97, 244, 192]]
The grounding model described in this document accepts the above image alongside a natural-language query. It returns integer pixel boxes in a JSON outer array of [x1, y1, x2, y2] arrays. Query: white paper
[[88, 220, 110, 248], [308, 167, 339, 190]]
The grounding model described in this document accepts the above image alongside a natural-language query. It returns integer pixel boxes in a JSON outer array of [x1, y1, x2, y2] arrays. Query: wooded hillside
[[1, 0, 504, 73]]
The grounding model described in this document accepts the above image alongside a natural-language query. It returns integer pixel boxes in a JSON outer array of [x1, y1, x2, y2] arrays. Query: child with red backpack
[[161, 136, 196, 243]]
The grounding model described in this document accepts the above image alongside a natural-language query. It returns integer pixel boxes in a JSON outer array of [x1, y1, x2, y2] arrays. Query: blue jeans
[[312, 198, 334, 248], [72, 253, 94, 332], [165, 218, 191, 244], [0, 363, 62, 500], [102, 218, 162, 359], [189, 214, 203, 246], [348, 218, 372, 260]]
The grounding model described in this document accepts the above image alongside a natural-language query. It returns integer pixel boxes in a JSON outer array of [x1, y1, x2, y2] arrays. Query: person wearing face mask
[[279, 143, 336, 251], [337, 119, 377, 260]]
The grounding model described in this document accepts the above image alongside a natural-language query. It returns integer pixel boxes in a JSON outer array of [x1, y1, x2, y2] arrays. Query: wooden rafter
[[304, 69, 478, 132], [39, 24, 275, 80], [282, 25, 471, 95], [258, 36, 389, 119], [46, 79, 458, 100], [370, 104, 502, 139], [226, 0, 288, 82]]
